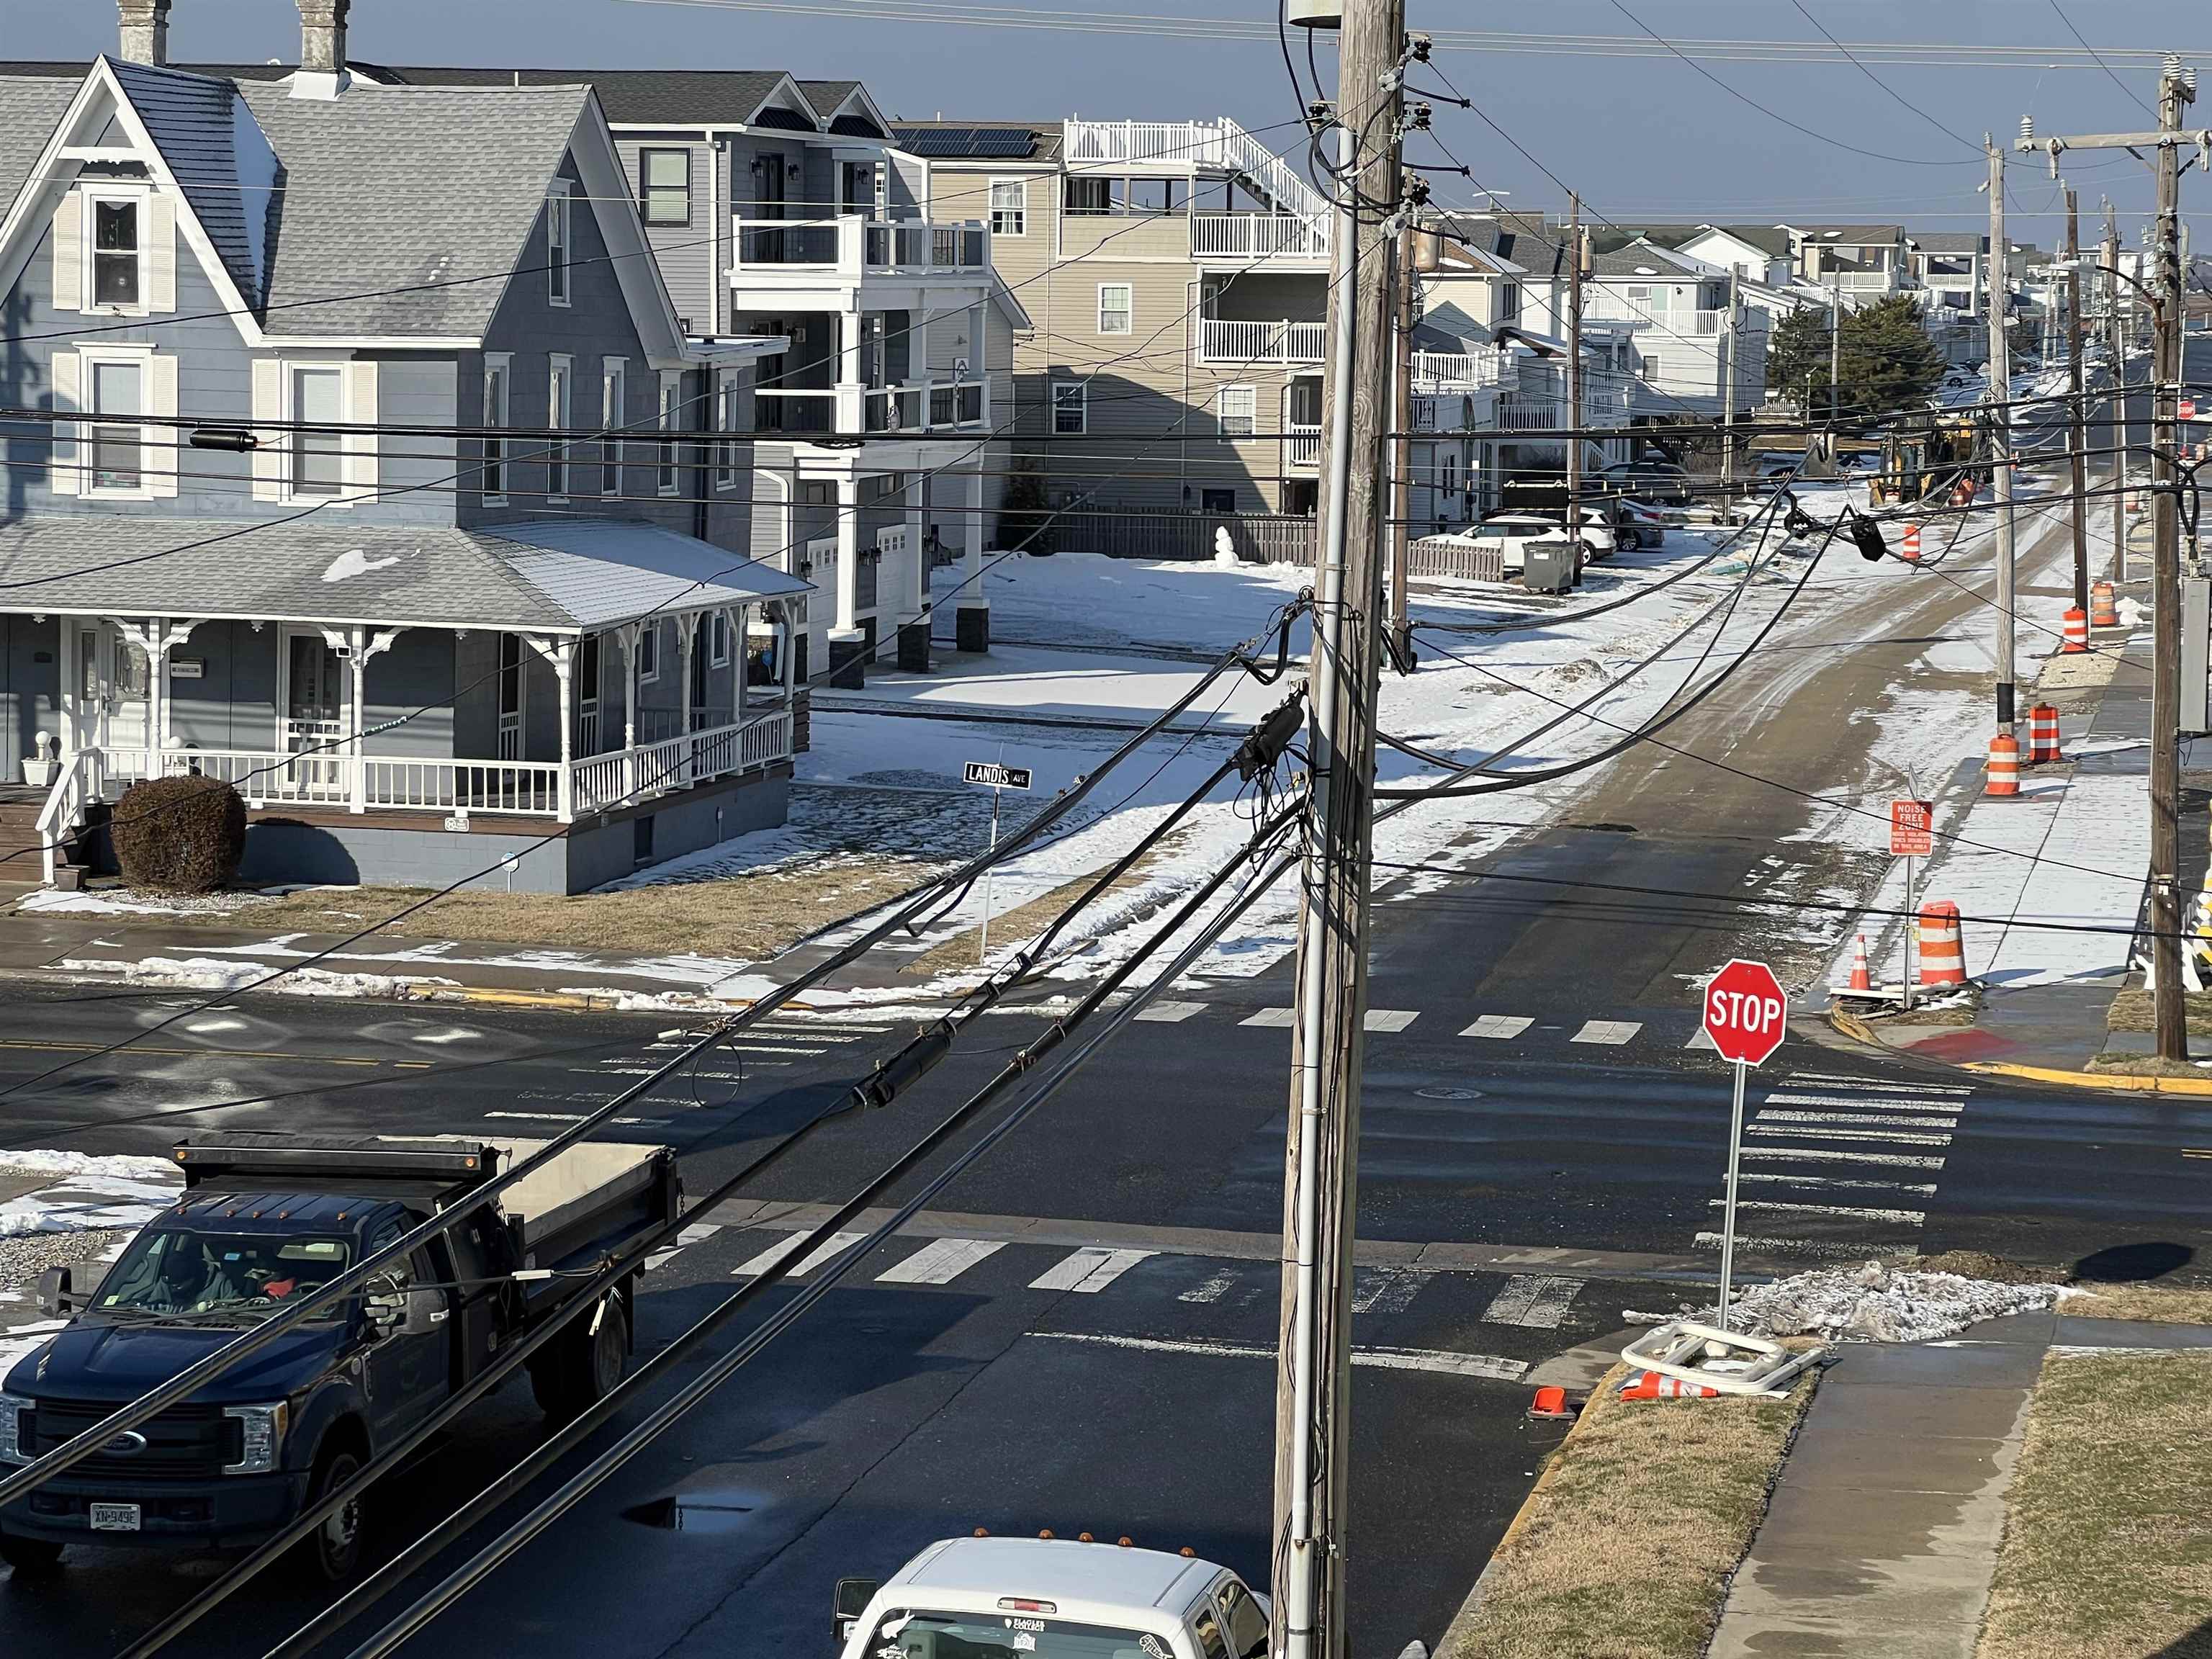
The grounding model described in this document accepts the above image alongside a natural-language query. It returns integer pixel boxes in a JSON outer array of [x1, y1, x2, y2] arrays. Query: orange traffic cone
[[1985, 732, 2020, 796], [1620, 1370, 1722, 1400], [1848, 935, 1872, 992]]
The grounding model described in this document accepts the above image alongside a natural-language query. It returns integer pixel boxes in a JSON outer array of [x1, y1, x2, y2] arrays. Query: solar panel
[[965, 128, 1037, 158], [894, 126, 1038, 159]]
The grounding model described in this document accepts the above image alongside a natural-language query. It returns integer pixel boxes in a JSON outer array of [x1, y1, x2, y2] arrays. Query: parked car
[[1, 1133, 679, 1581], [1473, 511, 1615, 571], [1607, 498, 1668, 549], [1598, 459, 1694, 505]]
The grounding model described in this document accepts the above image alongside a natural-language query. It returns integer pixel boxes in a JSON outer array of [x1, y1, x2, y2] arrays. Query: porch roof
[[0, 516, 810, 633]]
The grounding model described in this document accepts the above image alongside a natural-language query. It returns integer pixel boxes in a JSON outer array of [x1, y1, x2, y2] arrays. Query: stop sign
[[1702, 958, 1788, 1067]]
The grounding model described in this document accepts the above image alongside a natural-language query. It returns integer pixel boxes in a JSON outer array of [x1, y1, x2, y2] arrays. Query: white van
[[835, 1535, 1270, 1659]]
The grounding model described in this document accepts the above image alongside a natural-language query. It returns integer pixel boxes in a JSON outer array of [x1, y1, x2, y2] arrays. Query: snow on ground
[[0, 1152, 181, 1239], [1683, 1260, 2062, 1344], [56, 956, 467, 1002]]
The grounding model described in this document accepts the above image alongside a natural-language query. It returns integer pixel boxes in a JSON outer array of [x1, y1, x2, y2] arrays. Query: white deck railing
[[1063, 115, 1326, 224], [1196, 317, 1327, 364], [1190, 213, 1330, 261], [570, 712, 792, 817], [731, 215, 990, 283]]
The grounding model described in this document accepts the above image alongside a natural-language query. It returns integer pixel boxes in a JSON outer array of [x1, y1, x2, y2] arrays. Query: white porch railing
[[1190, 213, 1330, 262], [1197, 317, 1327, 364], [1286, 423, 1323, 467], [1411, 348, 1515, 392], [569, 711, 793, 817], [35, 747, 103, 886], [1063, 115, 1326, 223], [730, 215, 990, 284]]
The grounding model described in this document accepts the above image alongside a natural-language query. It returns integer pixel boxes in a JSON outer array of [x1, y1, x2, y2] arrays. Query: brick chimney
[[292, 0, 351, 98], [117, 0, 171, 66]]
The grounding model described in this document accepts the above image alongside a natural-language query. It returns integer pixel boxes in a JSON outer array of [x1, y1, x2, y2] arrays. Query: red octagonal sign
[[1702, 958, 1788, 1068]]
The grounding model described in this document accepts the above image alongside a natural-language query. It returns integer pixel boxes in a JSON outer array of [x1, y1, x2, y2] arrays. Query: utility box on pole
[[2182, 577, 2211, 735]]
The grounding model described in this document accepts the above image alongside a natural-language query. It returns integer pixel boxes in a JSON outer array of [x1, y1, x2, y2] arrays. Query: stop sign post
[[1702, 958, 1789, 1330]]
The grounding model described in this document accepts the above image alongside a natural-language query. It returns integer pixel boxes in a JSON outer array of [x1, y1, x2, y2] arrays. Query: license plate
[[89, 1501, 140, 1532]]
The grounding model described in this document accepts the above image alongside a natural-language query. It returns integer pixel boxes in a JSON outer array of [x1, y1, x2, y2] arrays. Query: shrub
[[112, 775, 247, 894]]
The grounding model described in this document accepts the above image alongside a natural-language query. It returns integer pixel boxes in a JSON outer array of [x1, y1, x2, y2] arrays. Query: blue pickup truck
[[0, 1133, 678, 1581]]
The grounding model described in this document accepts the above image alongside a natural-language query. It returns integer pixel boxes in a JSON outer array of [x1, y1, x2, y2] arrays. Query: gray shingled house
[[0, 24, 812, 894]]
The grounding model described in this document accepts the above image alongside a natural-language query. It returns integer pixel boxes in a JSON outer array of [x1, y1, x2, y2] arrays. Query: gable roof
[[1910, 232, 1987, 254], [0, 77, 79, 228], [107, 58, 278, 310], [1685, 223, 1791, 258], [1784, 222, 1905, 243]]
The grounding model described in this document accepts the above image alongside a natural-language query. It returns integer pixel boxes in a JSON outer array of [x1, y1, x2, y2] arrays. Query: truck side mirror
[[35, 1265, 73, 1316], [400, 1287, 448, 1339], [834, 1577, 878, 1624], [364, 1272, 407, 1333]]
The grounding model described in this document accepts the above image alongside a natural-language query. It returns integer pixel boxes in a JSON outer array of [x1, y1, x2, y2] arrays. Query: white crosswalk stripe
[[645, 1223, 721, 1273], [1481, 1274, 1584, 1328], [875, 1237, 1004, 1285], [732, 1230, 872, 1279], [1028, 1246, 1154, 1293], [1134, 1001, 1208, 1023], [1462, 1015, 1534, 1039], [1349, 1267, 1426, 1316], [1570, 1020, 1642, 1046], [1365, 1009, 1420, 1033], [1241, 1008, 1297, 1028]]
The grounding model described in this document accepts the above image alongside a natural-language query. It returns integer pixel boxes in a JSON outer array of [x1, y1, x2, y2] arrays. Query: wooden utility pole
[[2106, 200, 2129, 583], [1272, 0, 1403, 1653], [1987, 135, 2017, 735], [2020, 61, 2194, 1059], [1721, 267, 1739, 491], [2066, 188, 2090, 617], [1566, 192, 1585, 579]]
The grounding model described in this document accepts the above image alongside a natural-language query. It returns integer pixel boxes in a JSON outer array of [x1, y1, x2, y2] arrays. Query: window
[[657, 374, 682, 495], [715, 374, 740, 488], [601, 359, 626, 498], [548, 356, 573, 499], [1064, 176, 1112, 216], [1217, 1583, 1269, 1659], [496, 634, 523, 760], [1215, 384, 1256, 436], [639, 148, 691, 226], [1201, 487, 1236, 513], [1097, 282, 1133, 335], [89, 356, 143, 493], [289, 365, 345, 498], [1499, 280, 1521, 324], [989, 179, 1027, 237], [546, 182, 572, 306], [1193, 1605, 1231, 1659], [91, 196, 140, 307], [637, 622, 660, 682], [482, 354, 511, 500], [1437, 450, 1460, 499], [708, 611, 730, 667], [1051, 379, 1086, 434], [1642, 354, 1661, 381]]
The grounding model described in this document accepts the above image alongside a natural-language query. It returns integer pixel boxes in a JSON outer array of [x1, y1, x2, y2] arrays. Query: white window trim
[[657, 371, 683, 498], [1215, 382, 1256, 437], [601, 356, 627, 499], [77, 341, 159, 501], [709, 611, 730, 669], [79, 184, 150, 318], [637, 621, 660, 683], [279, 358, 353, 507], [548, 354, 574, 502], [547, 181, 573, 309], [714, 372, 739, 490], [989, 178, 1028, 238], [1051, 379, 1087, 434], [482, 351, 513, 505], [1097, 282, 1133, 336]]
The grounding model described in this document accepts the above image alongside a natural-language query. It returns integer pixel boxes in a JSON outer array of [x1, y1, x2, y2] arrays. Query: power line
[[2044, 0, 2157, 115], [1783, 0, 1984, 156]]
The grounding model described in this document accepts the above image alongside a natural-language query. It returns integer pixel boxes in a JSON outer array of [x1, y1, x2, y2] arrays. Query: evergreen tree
[[1767, 295, 1945, 421], [998, 451, 1056, 557]]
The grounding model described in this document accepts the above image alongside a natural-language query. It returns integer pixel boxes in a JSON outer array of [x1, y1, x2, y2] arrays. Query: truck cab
[[1, 1133, 676, 1581], [835, 1536, 1270, 1659]]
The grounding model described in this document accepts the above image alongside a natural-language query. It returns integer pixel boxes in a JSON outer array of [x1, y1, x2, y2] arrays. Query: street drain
[[1416, 1086, 1483, 1100]]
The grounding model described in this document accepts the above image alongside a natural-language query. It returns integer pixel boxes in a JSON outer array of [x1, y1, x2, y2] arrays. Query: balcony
[[730, 215, 991, 291], [1190, 212, 1330, 264], [1286, 423, 1323, 467], [1197, 317, 1327, 364], [1411, 349, 1515, 392], [755, 377, 989, 440]]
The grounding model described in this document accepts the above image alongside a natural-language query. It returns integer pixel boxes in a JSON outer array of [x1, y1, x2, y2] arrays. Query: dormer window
[[91, 195, 141, 308]]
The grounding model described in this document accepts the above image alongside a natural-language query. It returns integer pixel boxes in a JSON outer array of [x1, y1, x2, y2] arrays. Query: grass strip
[[1975, 1349, 2212, 1659], [1437, 1360, 1817, 1659]]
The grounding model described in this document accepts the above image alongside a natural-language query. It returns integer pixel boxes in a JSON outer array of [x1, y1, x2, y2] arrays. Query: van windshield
[[95, 1229, 354, 1321], [868, 1611, 1169, 1659]]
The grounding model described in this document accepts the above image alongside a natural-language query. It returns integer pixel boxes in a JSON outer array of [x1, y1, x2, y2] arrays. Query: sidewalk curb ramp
[[1825, 1004, 2212, 1096]]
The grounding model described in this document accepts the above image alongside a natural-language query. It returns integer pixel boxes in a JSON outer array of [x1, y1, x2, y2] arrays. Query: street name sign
[[963, 761, 1033, 790], [1889, 799, 1934, 857]]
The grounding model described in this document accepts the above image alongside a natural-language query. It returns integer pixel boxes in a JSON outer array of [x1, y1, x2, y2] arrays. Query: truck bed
[[469, 1138, 678, 1270]]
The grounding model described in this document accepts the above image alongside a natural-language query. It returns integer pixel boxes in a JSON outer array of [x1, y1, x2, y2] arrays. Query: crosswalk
[[1228, 1005, 1649, 1046], [1694, 1069, 1971, 1259]]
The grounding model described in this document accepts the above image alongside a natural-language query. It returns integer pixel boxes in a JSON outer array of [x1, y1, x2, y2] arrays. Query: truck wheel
[[302, 1449, 366, 1584], [533, 1285, 629, 1424], [0, 1530, 63, 1577]]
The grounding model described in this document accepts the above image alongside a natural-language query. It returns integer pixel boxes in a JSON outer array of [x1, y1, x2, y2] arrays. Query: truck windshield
[[868, 1612, 1167, 1659], [95, 1229, 354, 1321]]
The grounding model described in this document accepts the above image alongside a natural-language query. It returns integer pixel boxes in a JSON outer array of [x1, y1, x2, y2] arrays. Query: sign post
[[1701, 958, 1789, 1330], [1890, 795, 1934, 1013], [963, 760, 1033, 966]]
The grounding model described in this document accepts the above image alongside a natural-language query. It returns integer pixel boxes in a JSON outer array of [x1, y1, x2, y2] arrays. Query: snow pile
[[0, 1151, 179, 1184], [0, 1152, 181, 1239], [1707, 1260, 2062, 1344], [58, 956, 464, 1002], [2116, 595, 2148, 629]]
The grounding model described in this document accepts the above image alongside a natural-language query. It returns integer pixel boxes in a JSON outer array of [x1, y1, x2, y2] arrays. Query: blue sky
[[16, 0, 2208, 248]]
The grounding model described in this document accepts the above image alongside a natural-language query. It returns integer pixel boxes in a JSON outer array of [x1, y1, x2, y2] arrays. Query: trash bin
[[1522, 540, 1576, 594]]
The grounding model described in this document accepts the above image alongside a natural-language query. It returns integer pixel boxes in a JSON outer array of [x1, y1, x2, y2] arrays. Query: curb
[[0, 963, 795, 1018], [1824, 1004, 2212, 1095]]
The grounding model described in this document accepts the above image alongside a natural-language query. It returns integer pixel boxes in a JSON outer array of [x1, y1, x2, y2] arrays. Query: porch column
[[347, 626, 367, 812], [828, 472, 866, 688], [619, 621, 640, 809], [677, 614, 698, 738], [145, 618, 167, 765], [896, 473, 928, 672], [554, 637, 575, 823], [956, 466, 989, 651], [778, 601, 798, 705], [727, 606, 745, 726], [58, 623, 78, 755]]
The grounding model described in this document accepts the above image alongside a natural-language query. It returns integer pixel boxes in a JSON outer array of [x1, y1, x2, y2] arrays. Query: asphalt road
[[4, 413, 2211, 1653]]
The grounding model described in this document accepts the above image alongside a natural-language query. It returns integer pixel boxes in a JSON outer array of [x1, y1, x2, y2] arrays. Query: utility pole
[[1722, 267, 1738, 492], [1272, 0, 1403, 1653], [2066, 188, 2090, 618], [2107, 199, 2130, 583], [1828, 272, 1843, 446], [1566, 192, 1585, 579], [1388, 210, 1415, 657], [2020, 60, 2194, 1061], [1987, 135, 2018, 737]]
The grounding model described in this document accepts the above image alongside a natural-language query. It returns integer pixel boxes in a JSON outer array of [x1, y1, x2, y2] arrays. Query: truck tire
[[0, 1529, 64, 1577], [300, 1447, 367, 1584], [532, 1282, 629, 1425]]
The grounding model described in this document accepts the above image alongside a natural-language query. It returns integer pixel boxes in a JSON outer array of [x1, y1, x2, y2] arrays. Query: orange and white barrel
[[2061, 607, 2089, 655], [2028, 703, 2062, 764], [1985, 732, 2020, 797], [1902, 523, 1922, 562], [2091, 580, 2118, 628], [1918, 902, 1967, 986]]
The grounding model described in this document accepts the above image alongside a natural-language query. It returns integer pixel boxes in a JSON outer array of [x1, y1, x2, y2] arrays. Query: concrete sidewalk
[[1709, 1311, 2212, 1659]]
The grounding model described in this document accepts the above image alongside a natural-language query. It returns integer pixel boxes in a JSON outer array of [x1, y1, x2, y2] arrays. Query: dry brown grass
[[2106, 986, 2212, 1036], [1975, 1349, 2212, 1659], [138, 853, 941, 962], [2062, 1285, 2212, 1325], [1437, 1361, 1818, 1659]]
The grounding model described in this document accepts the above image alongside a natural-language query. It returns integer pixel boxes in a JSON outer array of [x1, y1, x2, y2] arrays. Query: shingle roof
[[108, 59, 278, 310], [1692, 224, 1791, 257], [799, 80, 860, 117], [1910, 233, 1987, 254], [323, 66, 797, 128], [0, 516, 807, 630], [236, 80, 590, 338], [1785, 223, 1905, 242], [0, 77, 77, 225]]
